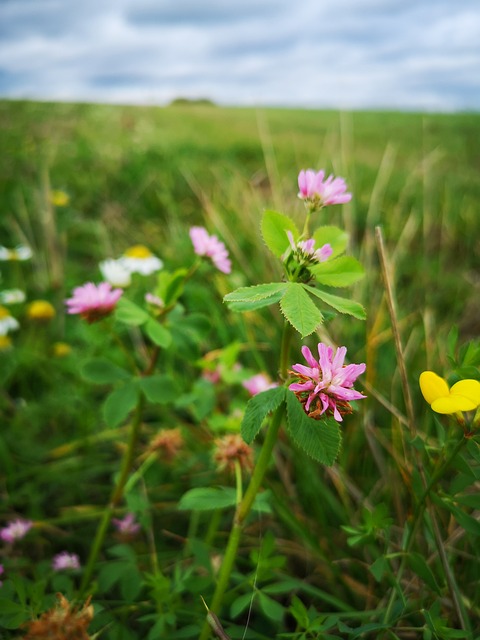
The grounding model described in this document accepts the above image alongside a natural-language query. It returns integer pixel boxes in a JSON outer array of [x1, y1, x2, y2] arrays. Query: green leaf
[[257, 592, 285, 621], [313, 226, 349, 258], [224, 283, 288, 304], [406, 553, 442, 594], [145, 319, 172, 348], [280, 282, 323, 337], [241, 386, 286, 444], [309, 256, 365, 287], [137, 375, 177, 405], [286, 390, 341, 465], [156, 268, 187, 307], [103, 382, 139, 427], [177, 486, 237, 511], [80, 358, 130, 385], [175, 378, 216, 421], [115, 297, 150, 326], [304, 285, 366, 320], [261, 209, 299, 257], [369, 556, 388, 582]]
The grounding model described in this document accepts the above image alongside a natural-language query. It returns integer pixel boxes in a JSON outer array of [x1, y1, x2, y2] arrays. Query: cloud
[[0, 0, 479, 111]]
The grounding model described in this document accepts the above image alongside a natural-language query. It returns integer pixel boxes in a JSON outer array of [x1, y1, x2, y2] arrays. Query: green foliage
[[280, 282, 324, 336], [80, 358, 130, 384], [103, 382, 139, 427], [224, 282, 288, 311], [261, 209, 299, 257], [241, 386, 287, 443], [115, 297, 150, 325], [312, 225, 349, 258], [304, 285, 367, 319], [309, 256, 365, 287]]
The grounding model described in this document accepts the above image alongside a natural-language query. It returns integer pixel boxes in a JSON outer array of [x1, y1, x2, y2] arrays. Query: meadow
[[0, 100, 479, 639]]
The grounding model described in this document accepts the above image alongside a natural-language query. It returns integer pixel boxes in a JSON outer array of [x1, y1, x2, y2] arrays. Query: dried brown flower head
[[213, 434, 254, 474], [150, 427, 184, 461], [22, 593, 94, 640]]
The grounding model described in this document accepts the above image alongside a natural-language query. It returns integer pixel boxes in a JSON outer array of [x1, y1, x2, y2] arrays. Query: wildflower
[[0, 306, 19, 335], [0, 244, 32, 261], [150, 428, 184, 460], [120, 245, 163, 275], [53, 342, 72, 358], [99, 258, 132, 288], [52, 552, 81, 571], [242, 373, 278, 396], [50, 190, 70, 207], [298, 169, 352, 209], [0, 335, 12, 350], [65, 282, 123, 323], [419, 371, 480, 414], [27, 300, 56, 321], [189, 226, 232, 274], [22, 593, 93, 640], [0, 289, 26, 305], [213, 434, 254, 473], [202, 365, 222, 384], [285, 231, 333, 264], [289, 343, 366, 422], [0, 518, 33, 543], [145, 292, 164, 308], [112, 513, 141, 537]]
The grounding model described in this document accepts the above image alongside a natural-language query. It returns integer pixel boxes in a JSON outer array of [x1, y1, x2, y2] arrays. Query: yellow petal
[[431, 395, 476, 414], [450, 379, 480, 408], [419, 371, 450, 405]]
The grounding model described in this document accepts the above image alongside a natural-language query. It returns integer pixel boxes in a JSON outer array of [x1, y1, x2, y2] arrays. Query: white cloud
[[0, 0, 479, 111]]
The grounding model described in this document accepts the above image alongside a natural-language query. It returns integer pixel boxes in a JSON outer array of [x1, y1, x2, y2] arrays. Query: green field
[[1, 100, 479, 639]]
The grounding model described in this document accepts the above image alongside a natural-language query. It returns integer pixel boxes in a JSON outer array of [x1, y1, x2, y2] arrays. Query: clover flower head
[[150, 427, 184, 460], [213, 433, 254, 473], [419, 371, 480, 415], [52, 551, 81, 571], [242, 373, 278, 396], [120, 245, 163, 275], [0, 245, 32, 261], [65, 282, 123, 323], [27, 300, 56, 321], [99, 258, 132, 287], [289, 343, 366, 422], [112, 513, 141, 537], [285, 231, 333, 265], [298, 169, 352, 209], [0, 518, 33, 543], [0, 306, 20, 336], [189, 226, 232, 274]]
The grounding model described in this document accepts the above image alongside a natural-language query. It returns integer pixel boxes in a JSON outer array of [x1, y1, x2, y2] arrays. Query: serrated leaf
[[177, 486, 237, 511], [241, 386, 286, 443], [309, 256, 365, 287], [280, 282, 323, 337], [224, 283, 288, 304], [81, 358, 130, 384], [313, 226, 349, 258], [137, 375, 177, 404], [304, 285, 366, 320], [103, 383, 139, 427], [286, 390, 341, 465], [115, 297, 150, 326], [261, 209, 299, 257], [145, 318, 172, 348]]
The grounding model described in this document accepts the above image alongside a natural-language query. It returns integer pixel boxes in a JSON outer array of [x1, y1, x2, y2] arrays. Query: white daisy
[[120, 245, 163, 275], [99, 258, 132, 288]]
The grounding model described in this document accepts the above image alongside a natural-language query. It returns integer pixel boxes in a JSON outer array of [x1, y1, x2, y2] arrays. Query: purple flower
[[242, 373, 278, 396], [65, 282, 123, 323], [0, 519, 32, 543], [52, 552, 81, 571], [189, 226, 232, 274], [289, 343, 366, 422], [285, 231, 333, 264], [298, 169, 352, 208], [112, 513, 141, 537]]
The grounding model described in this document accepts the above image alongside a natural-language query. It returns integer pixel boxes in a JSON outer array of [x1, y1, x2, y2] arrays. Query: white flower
[[99, 259, 132, 288], [0, 245, 32, 261], [0, 306, 19, 335], [0, 289, 26, 305], [120, 245, 163, 276]]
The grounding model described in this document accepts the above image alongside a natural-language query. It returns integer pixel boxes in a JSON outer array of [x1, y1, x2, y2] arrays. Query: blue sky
[[1, 0, 479, 111]]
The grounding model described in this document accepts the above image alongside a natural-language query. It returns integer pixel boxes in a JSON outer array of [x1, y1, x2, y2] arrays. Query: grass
[[0, 99, 479, 639]]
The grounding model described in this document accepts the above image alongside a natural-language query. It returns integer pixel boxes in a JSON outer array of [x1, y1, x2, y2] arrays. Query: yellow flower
[[27, 300, 56, 321], [0, 335, 12, 350], [52, 342, 72, 357], [419, 371, 480, 414], [50, 190, 70, 207]]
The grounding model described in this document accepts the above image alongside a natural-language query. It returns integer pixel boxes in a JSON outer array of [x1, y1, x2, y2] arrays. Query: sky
[[1, 0, 479, 112]]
